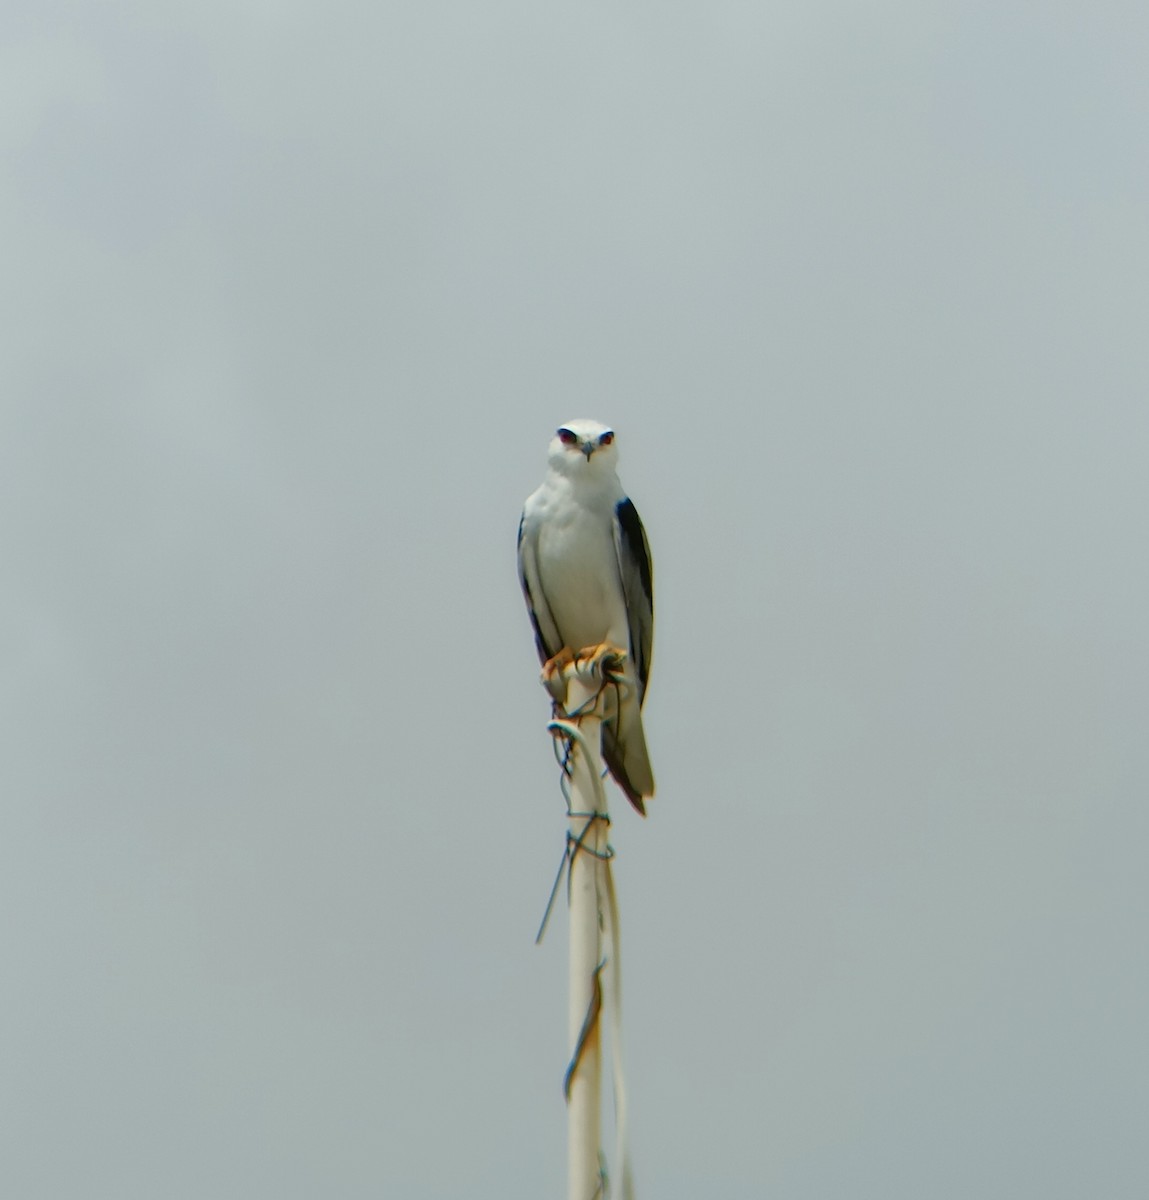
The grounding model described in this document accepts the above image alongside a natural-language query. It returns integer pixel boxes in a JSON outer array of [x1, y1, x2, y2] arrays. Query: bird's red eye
[[599, 431, 614, 446], [557, 428, 577, 445]]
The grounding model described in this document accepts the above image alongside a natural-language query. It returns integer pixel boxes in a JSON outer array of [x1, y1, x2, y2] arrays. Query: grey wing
[[613, 498, 654, 703], [517, 511, 562, 664]]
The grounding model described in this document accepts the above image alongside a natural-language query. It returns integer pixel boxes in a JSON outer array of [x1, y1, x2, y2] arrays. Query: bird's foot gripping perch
[[541, 647, 576, 692], [542, 644, 628, 706], [575, 643, 625, 672]]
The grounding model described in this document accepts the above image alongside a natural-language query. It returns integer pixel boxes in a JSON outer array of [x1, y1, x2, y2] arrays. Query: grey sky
[[3, 3, 1147, 1197]]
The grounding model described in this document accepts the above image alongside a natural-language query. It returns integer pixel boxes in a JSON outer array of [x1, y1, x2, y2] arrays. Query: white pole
[[546, 651, 619, 1200]]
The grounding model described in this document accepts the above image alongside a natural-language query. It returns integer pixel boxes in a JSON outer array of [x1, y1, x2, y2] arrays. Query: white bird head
[[546, 418, 620, 477]]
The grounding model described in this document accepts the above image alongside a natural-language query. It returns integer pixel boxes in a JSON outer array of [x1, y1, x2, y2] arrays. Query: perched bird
[[518, 419, 655, 813]]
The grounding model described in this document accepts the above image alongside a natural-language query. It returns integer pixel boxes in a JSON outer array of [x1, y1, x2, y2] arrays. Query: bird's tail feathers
[[602, 699, 654, 816]]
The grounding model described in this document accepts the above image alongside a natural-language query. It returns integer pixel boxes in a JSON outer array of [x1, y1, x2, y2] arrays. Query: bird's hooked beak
[[580, 441, 595, 461]]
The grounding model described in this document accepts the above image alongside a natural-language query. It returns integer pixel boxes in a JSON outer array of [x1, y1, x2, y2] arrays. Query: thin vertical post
[[546, 651, 621, 1200]]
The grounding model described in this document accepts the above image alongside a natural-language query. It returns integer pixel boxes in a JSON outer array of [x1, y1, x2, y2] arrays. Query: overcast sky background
[[3, 2, 1148, 1197]]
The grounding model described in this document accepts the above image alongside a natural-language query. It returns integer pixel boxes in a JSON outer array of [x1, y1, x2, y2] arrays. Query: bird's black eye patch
[[557, 428, 577, 445], [599, 431, 614, 446]]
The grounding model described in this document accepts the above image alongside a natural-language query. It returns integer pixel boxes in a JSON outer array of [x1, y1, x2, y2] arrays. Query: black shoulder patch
[[615, 498, 652, 603]]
